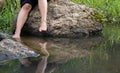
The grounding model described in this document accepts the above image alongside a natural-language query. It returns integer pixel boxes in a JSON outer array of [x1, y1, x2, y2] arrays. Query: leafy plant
[[71, 0, 120, 23], [0, 0, 19, 33]]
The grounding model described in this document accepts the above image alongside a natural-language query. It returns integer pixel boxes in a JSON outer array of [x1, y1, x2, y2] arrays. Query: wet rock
[[21, 0, 102, 37], [0, 39, 40, 62]]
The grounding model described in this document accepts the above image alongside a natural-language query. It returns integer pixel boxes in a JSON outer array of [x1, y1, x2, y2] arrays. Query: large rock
[[0, 39, 40, 62], [22, 0, 102, 37]]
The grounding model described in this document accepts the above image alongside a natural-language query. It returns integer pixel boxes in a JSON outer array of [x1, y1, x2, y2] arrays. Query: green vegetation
[[0, 60, 21, 73], [71, 0, 120, 43], [103, 24, 120, 43], [0, 0, 19, 33], [71, 0, 120, 23]]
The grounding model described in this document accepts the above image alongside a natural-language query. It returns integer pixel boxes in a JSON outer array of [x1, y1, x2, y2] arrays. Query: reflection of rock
[[22, 36, 103, 63], [0, 33, 103, 73], [0, 32, 102, 64], [0, 39, 40, 62], [21, 0, 102, 37], [48, 37, 102, 63]]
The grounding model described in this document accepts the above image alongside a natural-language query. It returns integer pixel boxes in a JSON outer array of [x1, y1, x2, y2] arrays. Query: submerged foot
[[39, 22, 47, 32]]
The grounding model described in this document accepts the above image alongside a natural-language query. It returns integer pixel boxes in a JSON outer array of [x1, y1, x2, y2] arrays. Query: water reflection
[[18, 40, 57, 73], [19, 58, 32, 67], [0, 36, 119, 73], [19, 41, 50, 73], [21, 36, 102, 63], [19, 56, 49, 73], [39, 42, 49, 56], [18, 36, 103, 73], [35, 56, 48, 73]]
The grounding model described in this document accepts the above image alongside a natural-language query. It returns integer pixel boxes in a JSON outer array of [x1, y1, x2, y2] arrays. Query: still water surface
[[0, 25, 120, 73]]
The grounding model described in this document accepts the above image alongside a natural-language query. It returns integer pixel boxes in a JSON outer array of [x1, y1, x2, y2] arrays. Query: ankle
[[41, 20, 47, 23], [13, 34, 20, 38]]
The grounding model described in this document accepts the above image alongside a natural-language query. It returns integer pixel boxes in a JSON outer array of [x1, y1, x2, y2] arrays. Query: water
[[0, 25, 120, 73]]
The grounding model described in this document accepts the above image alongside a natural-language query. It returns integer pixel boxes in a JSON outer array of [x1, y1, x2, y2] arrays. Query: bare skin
[[19, 58, 32, 67], [38, 0, 48, 32], [39, 42, 49, 56], [12, 3, 32, 39], [13, 0, 48, 39]]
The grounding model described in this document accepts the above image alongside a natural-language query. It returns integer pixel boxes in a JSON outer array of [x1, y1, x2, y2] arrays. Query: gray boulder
[[0, 39, 40, 62]]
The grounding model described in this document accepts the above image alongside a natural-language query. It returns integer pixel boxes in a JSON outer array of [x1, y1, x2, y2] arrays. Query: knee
[[22, 3, 32, 11]]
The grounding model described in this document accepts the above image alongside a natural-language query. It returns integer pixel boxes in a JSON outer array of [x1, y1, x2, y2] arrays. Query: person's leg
[[35, 56, 48, 73], [38, 0, 48, 32], [13, 3, 32, 39], [19, 58, 32, 67]]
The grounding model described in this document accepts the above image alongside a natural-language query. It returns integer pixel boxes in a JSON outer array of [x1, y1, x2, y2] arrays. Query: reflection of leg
[[35, 56, 48, 73], [39, 42, 49, 56], [19, 58, 31, 67], [38, 0, 48, 32], [45, 64, 57, 73], [13, 3, 32, 39]]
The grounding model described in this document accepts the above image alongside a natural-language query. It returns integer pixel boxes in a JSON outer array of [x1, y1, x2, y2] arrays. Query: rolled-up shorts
[[20, 0, 37, 8]]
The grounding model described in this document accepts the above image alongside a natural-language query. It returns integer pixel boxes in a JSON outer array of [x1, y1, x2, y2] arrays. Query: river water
[[0, 25, 120, 73]]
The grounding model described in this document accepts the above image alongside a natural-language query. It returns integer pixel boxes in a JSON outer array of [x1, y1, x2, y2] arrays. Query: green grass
[[71, 0, 120, 43], [0, 0, 19, 33], [71, 0, 120, 23], [103, 24, 120, 43]]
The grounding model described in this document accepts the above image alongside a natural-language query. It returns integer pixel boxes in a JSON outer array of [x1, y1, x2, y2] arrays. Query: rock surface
[[0, 39, 40, 62], [22, 0, 102, 37]]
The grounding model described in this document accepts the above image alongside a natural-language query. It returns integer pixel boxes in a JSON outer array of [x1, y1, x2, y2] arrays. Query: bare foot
[[12, 35, 20, 39], [39, 22, 47, 32], [12, 35, 21, 42]]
